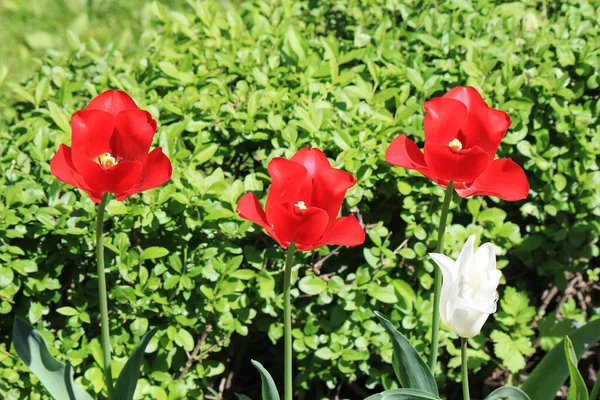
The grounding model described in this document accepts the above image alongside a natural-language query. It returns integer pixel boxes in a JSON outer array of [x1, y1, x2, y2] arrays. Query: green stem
[[283, 243, 296, 400], [461, 338, 470, 400], [429, 181, 454, 373], [96, 194, 114, 399], [590, 369, 600, 400]]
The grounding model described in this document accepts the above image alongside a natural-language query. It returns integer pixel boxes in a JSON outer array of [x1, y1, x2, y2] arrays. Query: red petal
[[116, 147, 172, 200], [290, 148, 331, 181], [311, 168, 355, 222], [51, 145, 105, 201], [85, 90, 139, 118], [444, 86, 511, 155], [79, 160, 143, 195], [266, 157, 308, 209], [455, 158, 529, 201], [424, 144, 491, 183], [70, 110, 115, 171], [237, 192, 270, 230], [112, 110, 157, 162], [267, 203, 329, 246], [299, 215, 365, 251], [385, 135, 439, 181], [423, 98, 468, 146]]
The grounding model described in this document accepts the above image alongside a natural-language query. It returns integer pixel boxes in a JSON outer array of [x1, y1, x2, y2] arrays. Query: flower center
[[294, 201, 307, 210], [448, 138, 463, 151], [95, 152, 118, 168]]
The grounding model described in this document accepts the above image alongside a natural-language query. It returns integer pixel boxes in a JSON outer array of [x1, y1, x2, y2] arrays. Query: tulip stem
[[590, 370, 600, 400], [283, 243, 296, 400], [96, 194, 114, 399], [461, 338, 471, 400], [429, 181, 454, 373]]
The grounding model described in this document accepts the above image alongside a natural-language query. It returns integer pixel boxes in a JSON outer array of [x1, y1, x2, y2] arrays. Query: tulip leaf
[[12, 317, 93, 400], [364, 388, 442, 400], [522, 318, 600, 400], [114, 328, 158, 400], [375, 312, 438, 396], [564, 336, 589, 400], [484, 386, 532, 400], [251, 359, 280, 400]]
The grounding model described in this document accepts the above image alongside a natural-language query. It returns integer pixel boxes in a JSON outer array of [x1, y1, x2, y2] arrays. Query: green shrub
[[1, 0, 599, 399]]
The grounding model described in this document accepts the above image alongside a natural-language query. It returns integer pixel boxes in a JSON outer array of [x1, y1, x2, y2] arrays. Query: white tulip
[[429, 235, 502, 338]]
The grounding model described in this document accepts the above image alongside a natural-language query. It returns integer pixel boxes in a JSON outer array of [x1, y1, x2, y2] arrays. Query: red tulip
[[237, 148, 365, 251], [50, 90, 172, 202], [386, 86, 529, 201]]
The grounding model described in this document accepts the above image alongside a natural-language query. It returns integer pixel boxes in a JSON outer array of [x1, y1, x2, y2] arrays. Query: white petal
[[429, 252, 456, 325], [456, 235, 476, 278], [450, 307, 490, 338]]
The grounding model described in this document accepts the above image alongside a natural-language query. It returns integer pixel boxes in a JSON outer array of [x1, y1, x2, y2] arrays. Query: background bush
[[1, 0, 599, 399]]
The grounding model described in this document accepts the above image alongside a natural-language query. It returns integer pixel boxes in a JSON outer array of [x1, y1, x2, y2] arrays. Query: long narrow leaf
[[522, 319, 600, 400], [251, 360, 280, 400], [484, 386, 531, 400], [364, 388, 441, 400], [114, 328, 158, 400], [375, 312, 438, 396], [564, 336, 589, 400], [12, 318, 93, 400]]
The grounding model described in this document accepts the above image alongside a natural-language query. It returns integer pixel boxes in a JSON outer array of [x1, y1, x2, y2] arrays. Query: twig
[[178, 324, 213, 381]]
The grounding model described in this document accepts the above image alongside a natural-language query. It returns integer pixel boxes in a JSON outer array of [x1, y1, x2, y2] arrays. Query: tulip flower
[[237, 147, 364, 400], [386, 86, 529, 201], [429, 235, 502, 338], [237, 147, 365, 251], [51, 90, 172, 202]]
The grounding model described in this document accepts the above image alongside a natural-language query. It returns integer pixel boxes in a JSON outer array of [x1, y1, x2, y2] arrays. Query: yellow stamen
[[95, 152, 117, 168], [448, 138, 463, 151], [295, 201, 307, 210]]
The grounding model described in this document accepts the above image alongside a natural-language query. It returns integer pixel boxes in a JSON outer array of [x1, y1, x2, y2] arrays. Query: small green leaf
[[251, 360, 280, 400], [298, 276, 327, 295], [141, 247, 169, 260], [375, 312, 438, 396], [364, 388, 441, 400], [564, 336, 589, 400], [12, 318, 93, 400], [113, 328, 158, 400], [484, 386, 532, 400]]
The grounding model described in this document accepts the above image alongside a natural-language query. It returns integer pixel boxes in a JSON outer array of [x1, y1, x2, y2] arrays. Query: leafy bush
[[1, 0, 598, 399]]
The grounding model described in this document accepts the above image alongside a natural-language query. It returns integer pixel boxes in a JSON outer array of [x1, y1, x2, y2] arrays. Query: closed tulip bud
[[429, 235, 502, 338]]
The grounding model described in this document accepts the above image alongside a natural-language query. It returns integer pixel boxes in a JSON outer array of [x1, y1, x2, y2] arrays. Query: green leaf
[[564, 336, 589, 400], [522, 319, 600, 400], [484, 387, 532, 400], [251, 360, 280, 400], [114, 328, 158, 400], [12, 318, 93, 400], [298, 276, 327, 295], [141, 246, 169, 260], [375, 312, 438, 396], [364, 388, 441, 400]]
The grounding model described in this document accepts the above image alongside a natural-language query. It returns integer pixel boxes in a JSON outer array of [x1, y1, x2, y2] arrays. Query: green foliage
[[564, 337, 589, 400], [0, 0, 599, 398], [251, 360, 280, 400]]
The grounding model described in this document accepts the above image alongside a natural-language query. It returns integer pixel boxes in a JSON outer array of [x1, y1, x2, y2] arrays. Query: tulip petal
[[311, 168, 356, 222], [424, 143, 491, 183], [455, 158, 529, 201], [267, 203, 329, 247], [116, 148, 172, 200], [50, 145, 105, 202], [449, 307, 490, 338], [443, 86, 511, 154], [85, 90, 139, 118], [385, 135, 440, 181], [70, 110, 115, 171], [318, 215, 365, 248], [429, 252, 456, 327], [112, 110, 157, 162], [266, 157, 308, 209], [290, 148, 331, 181], [423, 98, 468, 146], [237, 192, 271, 231]]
